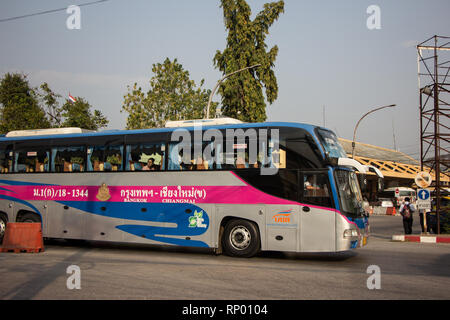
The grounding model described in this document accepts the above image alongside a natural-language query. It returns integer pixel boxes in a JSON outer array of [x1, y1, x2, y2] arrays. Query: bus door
[[299, 171, 336, 252], [263, 170, 299, 252], [265, 204, 300, 252]]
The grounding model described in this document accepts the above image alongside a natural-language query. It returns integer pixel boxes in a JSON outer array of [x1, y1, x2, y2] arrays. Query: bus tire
[[0, 214, 7, 244], [222, 219, 260, 258], [18, 213, 41, 223]]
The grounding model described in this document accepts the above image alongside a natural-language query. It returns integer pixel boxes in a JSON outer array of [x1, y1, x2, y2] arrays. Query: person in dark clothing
[[419, 210, 431, 233], [399, 197, 416, 235]]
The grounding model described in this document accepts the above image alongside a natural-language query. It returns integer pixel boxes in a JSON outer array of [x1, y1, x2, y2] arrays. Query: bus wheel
[[222, 219, 260, 258], [0, 214, 7, 244]]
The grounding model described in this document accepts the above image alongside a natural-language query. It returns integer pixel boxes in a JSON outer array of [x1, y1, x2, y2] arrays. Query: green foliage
[[38, 82, 62, 127], [70, 157, 84, 165], [0, 73, 108, 132], [60, 97, 109, 130], [0, 73, 50, 133], [106, 154, 121, 165], [214, 0, 284, 122], [122, 58, 217, 129]]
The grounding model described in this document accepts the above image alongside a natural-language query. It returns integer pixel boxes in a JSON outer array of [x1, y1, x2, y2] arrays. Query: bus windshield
[[316, 129, 346, 159], [335, 169, 364, 218]]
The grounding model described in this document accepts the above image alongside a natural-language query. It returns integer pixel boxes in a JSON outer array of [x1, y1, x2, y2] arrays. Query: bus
[[0, 119, 381, 257]]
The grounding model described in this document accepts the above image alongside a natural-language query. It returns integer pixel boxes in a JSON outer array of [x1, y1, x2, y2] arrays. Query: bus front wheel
[[222, 219, 260, 258]]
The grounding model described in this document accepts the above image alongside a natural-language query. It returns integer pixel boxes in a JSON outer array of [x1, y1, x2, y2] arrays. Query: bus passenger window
[[0, 150, 13, 173], [272, 148, 286, 169], [168, 142, 192, 171], [88, 145, 123, 172], [302, 173, 332, 207], [194, 156, 207, 170], [52, 146, 86, 173], [126, 143, 165, 171], [15, 149, 50, 173]]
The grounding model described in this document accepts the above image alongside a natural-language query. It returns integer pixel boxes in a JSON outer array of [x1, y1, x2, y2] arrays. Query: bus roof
[[0, 121, 325, 142], [5, 127, 95, 138]]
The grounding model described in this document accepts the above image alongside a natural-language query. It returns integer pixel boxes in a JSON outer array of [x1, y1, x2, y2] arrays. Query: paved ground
[[0, 215, 449, 300]]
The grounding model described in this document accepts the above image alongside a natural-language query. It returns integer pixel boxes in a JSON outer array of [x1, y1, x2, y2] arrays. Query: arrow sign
[[417, 189, 430, 201], [417, 189, 431, 210]]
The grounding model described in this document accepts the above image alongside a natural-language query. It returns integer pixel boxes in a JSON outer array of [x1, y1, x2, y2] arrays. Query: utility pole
[[205, 64, 261, 119], [323, 106, 326, 127], [352, 104, 396, 159]]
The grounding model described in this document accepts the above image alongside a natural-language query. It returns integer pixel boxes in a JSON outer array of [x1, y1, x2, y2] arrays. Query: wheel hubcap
[[0, 220, 5, 238], [229, 226, 251, 250]]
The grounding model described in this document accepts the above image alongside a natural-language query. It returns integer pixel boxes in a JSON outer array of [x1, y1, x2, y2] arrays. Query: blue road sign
[[417, 189, 430, 201]]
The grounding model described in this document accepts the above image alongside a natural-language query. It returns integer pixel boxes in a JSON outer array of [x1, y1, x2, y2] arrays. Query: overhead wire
[[0, 0, 110, 23]]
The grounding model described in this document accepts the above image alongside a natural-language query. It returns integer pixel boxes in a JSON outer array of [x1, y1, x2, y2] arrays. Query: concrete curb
[[392, 235, 450, 243]]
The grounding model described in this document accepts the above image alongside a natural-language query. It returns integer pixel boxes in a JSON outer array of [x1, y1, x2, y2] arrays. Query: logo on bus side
[[272, 209, 293, 224], [188, 210, 207, 228], [96, 183, 111, 201]]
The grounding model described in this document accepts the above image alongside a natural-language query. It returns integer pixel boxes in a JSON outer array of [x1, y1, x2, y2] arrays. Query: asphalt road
[[0, 215, 449, 300]]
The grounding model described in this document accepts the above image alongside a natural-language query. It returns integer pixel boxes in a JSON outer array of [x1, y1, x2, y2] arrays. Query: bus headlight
[[343, 229, 358, 238]]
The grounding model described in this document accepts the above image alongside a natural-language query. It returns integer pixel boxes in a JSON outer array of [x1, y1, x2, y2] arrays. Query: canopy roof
[[338, 138, 449, 182]]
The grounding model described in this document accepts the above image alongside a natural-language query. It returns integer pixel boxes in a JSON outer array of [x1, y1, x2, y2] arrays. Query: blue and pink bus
[[0, 119, 377, 257]]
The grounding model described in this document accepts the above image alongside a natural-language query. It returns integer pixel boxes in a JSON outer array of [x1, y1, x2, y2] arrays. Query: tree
[[0, 73, 109, 132], [36, 81, 108, 130], [38, 82, 63, 127], [0, 73, 50, 133], [213, 0, 284, 122], [122, 58, 216, 129], [60, 97, 108, 130]]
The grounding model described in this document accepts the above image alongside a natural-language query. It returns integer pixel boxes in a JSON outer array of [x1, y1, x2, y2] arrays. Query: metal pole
[[351, 104, 396, 158], [433, 36, 441, 235], [205, 64, 261, 119]]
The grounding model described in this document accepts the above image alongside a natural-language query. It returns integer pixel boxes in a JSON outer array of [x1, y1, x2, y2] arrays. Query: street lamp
[[352, 104, 396, 158], [205, 64, 261, 119]]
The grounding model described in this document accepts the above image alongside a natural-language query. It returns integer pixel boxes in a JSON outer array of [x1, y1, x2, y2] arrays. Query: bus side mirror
[[359, 174, 368, 192], [377, 178, 384, 192]]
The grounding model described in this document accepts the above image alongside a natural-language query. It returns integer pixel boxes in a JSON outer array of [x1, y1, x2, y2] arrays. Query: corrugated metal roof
[[338, 138, 419, 166], [338, 138, 449, 182]]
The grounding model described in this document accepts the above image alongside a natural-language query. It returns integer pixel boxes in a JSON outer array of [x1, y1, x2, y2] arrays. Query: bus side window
[[52, 146, 86, 173], [88, 145, 123, 172], [14, 149, 50, 173], [168, 142, 194, 171], [0, 149, 13, 173], [126, 143, 165, 171], [302, 172, 332, 207]]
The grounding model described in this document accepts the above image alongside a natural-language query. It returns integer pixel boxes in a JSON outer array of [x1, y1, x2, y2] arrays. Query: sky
[[1, 0, 449, 161]]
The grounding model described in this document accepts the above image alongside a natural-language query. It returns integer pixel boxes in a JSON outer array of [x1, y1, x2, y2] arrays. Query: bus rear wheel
[[0, 214, 7, 244], [222, 219, 260, 258]]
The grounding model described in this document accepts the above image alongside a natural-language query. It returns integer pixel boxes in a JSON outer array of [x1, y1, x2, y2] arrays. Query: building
[[338, 138, 450, 200]]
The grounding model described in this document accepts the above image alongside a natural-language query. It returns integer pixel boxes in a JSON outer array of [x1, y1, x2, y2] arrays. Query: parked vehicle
[[377, 187, 416, 207]]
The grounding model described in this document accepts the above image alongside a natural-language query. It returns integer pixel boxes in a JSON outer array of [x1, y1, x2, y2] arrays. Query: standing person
[[419, 209, 431, 234], [399, 197, 415, 234]]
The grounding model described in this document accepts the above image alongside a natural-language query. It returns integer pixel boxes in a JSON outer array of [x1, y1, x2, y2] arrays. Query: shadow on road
[[43, 238, 359, 263], [1, 247, 90, 299]]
